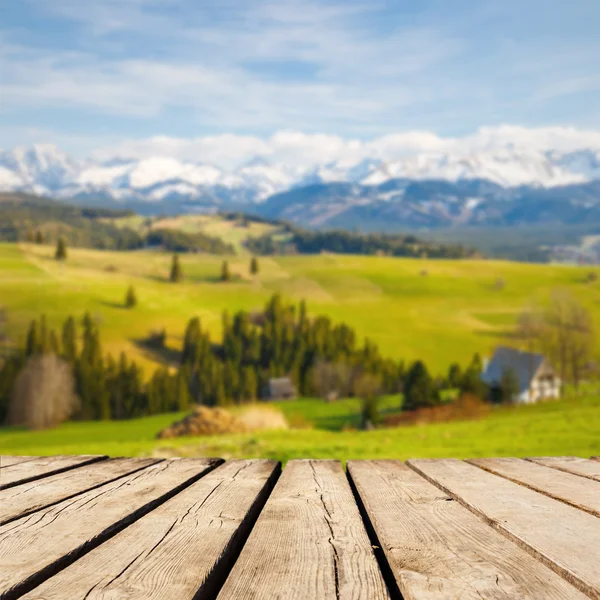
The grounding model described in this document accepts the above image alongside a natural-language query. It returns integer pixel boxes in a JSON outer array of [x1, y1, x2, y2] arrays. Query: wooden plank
[[0, 457, 160, 525], [408, 458, 600, 599], [0, 457, 220, 599], [20, 460, 279, 600], [217, 459, 391, 600], [0, 456, 38, 468], [0, 455, 107, 490], [527, 456, 600, 482], [349, 460, 586, 600], [469, 457, 600, 517]]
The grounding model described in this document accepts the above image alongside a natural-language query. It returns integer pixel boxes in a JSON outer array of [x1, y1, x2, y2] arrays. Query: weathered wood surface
[[469, 457, 600, 517], [349, 460, 586, 600], [0, 457, 160, 525], [0, 457, 219, 599], [527, 456, 600, 482], [408, 458, 600, 599], [0, 456, 37, 468], [0, 455, 106, 490], [20, 460, 279, 600], [217, 459, 390, 600]]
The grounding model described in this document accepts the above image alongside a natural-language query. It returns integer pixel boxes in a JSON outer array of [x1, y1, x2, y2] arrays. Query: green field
[[104, 213, 280, 254], [2, 394, 598, 462], [2, 242, 600, 376]]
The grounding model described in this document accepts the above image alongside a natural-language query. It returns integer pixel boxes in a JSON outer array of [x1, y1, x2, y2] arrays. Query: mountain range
[[2, 143, 600, 229]]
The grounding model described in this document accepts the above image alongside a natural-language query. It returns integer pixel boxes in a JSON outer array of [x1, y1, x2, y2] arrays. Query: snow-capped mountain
[[1, 143, 600, 210]]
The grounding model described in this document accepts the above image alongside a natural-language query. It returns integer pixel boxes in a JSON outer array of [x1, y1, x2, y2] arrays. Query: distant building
[[481, 346, 561, 404], [262, 377, 297, 401]]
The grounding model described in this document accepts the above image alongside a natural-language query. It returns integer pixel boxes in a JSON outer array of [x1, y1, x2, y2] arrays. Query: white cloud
[[80, 126, 600, 170]]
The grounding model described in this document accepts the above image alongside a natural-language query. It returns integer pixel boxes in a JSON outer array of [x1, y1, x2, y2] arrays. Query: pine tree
[[48, 330, 60, 355], [26, 229, 35, 243], [404, 360, 436, 411], [250, 256, 259, 276], [175, 370, 190, 411], [55, 237, 67, 261], [220, 260, 231, 282], [169, 254, 182, 283], [61, 316, 77, 363], [25, 320, 39, 357], [125, 285, 137, 308], [35, 231, 44, 245]]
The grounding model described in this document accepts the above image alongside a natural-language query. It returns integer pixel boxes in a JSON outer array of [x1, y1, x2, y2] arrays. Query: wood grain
[[20, 460, 279, 600], [349, 460, 586, 600], [408, 458, 600, 599], [0, 455, 106, 490], [0, 457, 220, 599], [469, 457, 600, 517], [217, 459, 390, 600], [0, 457, 160, 525], [0, 456, 38, 468], [527, 456, 600, 482]]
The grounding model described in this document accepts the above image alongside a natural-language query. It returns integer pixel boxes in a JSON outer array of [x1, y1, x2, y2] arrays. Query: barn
[[262, 377, 297, 401], [481, 346, 561, 404]]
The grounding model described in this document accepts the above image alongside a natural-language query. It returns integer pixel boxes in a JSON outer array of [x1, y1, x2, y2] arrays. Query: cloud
[[83, 126, 600, 170]]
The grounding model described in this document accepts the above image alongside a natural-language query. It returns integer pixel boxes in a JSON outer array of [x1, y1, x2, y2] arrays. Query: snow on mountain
[[361, 149, 589, 188], [1, 143, 600, 206]]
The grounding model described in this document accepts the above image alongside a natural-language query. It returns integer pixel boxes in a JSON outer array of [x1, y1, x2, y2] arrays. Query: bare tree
[[516, 290, 595, 390], [312, 360, 355, 402], [8, 354, 79, 429]]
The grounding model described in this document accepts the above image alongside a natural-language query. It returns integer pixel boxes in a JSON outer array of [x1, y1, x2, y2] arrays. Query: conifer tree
[[169, 254, 182, 283], [61, 316, 77, 363], [25, 320, 39, 357], [125, 285, 137, 308], [48, 330, 60, 355], [404, 360, 436, 411], [250, 256, 259, 276], [220, 260, 231, 282], [26, 229, 35, 243], [35, 231, 44, 245], [55, 237, 67, 261]]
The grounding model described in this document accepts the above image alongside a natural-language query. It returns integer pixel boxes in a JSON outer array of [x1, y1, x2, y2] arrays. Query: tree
[[354, 372, 382, 429], [404, 360, 437, 410], [447, 363, 462, 389], [312, 360, 354, 402], [221, 260, 231, 282], [125, 285, 137, 309], [516, 291, 594, 390], [499, 367, 520, 404], [460, 353, 486, 397], [8, 354, 79, 429], [169, 254, 182, 283], [61, 316, 77, 363], [55, 237, 67, 261], [35, 230, 44, 245], [250, 256, 259, 276], [26, 229, 35, 243]]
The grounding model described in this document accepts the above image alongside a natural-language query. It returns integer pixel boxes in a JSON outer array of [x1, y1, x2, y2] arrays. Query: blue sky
[[1, 0, 599, 156]]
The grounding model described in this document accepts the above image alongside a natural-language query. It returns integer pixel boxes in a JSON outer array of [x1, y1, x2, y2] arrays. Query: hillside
[[2, 242, 600, 376]]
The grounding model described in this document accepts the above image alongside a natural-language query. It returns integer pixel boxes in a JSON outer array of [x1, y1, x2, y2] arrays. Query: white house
[[481, 346, 561, 404]]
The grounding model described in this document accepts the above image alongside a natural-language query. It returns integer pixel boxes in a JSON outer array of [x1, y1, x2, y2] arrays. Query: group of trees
[[246, 227, 477, 259], [168, 255, 260, 284], [0, 294, 467, 428]]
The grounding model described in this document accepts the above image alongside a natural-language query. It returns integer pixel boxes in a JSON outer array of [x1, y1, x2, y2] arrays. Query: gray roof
[[481, 346, 548, 393]]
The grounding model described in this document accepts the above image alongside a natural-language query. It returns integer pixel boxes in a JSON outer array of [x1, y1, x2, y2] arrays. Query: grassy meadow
[[2, 241, 600, 377], [2, 393, 598, 462]]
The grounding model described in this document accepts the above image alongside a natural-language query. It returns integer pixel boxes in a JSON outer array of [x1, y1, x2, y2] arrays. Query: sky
[[1, 0, 600, 164]]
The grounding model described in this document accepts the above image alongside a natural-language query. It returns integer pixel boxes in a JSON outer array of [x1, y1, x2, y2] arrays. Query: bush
[[8, 354, 79, 430]]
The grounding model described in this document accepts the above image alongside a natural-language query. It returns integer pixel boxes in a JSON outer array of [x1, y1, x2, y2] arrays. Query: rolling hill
[[2, 241, 600, 377]]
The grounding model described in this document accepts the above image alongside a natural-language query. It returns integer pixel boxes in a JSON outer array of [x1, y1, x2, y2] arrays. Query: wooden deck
[[0, 455, 599, 599]]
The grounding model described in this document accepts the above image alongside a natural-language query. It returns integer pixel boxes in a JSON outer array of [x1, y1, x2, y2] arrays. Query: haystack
[[156, 405, 247, 439]]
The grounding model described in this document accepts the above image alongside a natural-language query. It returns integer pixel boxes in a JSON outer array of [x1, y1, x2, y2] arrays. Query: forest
[[0, 294, 483, 427]]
